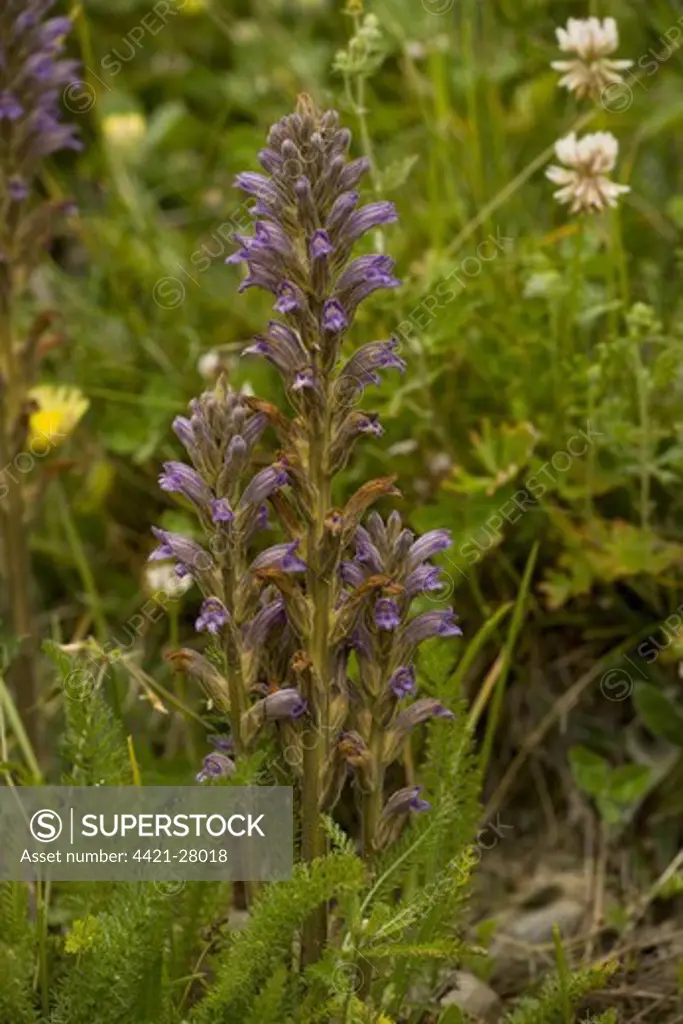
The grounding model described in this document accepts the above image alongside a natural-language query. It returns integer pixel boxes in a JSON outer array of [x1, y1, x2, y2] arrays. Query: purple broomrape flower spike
[[195, 597, 230, 635], [0, 5, 81, 177]]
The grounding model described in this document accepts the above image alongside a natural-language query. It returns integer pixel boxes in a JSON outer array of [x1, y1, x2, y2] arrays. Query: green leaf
[[606, 764, 652, 805], [633, 683, 683, 747], [568, 746, 610, 798]]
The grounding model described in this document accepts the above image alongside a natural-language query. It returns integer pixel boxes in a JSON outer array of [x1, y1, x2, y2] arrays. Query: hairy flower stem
[[361, 741, 384, 858], [301, 418, 331, 965], [0, 278, 37, 748], [221, 557, 245, 756]]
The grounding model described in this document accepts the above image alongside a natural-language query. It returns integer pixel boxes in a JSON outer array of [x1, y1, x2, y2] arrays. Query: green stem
[[301, 420, 330, 966], [632, 341, 651, 529], [0, 273, 38, 750]]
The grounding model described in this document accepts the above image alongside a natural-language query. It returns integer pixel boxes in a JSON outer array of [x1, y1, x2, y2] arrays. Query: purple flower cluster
[[157, 100, 463, 852], [230, 105, 402, 440], [0, 2, 81, 205]]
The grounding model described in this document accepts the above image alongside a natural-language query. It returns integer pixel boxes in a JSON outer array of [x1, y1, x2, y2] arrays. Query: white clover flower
[[197, 350, 222, 379], [144, 562, 193, 599], [552, 17, 632, 100], [546, 132, 630, 214]]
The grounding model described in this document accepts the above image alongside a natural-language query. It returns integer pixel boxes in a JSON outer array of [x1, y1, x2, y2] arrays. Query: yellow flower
[[27, 385, 89, 454]]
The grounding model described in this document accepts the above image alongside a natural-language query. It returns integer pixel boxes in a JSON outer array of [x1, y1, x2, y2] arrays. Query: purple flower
[[293, 368, 316, 391], [407, 529, 452, 569], [263, 688, 307, 720], [0, 92, 23, 120], [394, 699, 455, 738], [403, 609, 462, 649], [159, 461, 211, 509], [195, 597, 229, 635], [405, 564, 443, 598], [339, 202, 398, 247], [196, 751, 236, 783], [388, 665, 416, 699], [355, 527, 383, 573], [250, 541, 306, 574], [382, 785, 431, 819], [150, 528, 213, 577], [322, 299, 348, 333], [211, 498, 234, 523], [241, 463, 288, 506], [8, 176, 28, 201], [172, 415, 195, 454], [274, 280, 305, 314], [340, 560, 366, 588], [310, 230, 333, 260], [243, 597, 286, 649], [375, 597, 401, 631]]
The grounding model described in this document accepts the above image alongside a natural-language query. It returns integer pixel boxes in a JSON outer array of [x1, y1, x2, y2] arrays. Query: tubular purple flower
[[172, 416, 196, 456], [195, 597, 230, 635], [405, 564, 443, 598], [388, 665, 416, 699], [339, 201, 398, 247], [322, 299, 348, 334], [310, 229, 334, 260], [250, 541, 306, 574], [340, 560, 366, 588], [150, 528, 213, 576], [240, 463, 288, 506], [243, 597, 287, 649], [394, 699, 455, 737], [402, 609, 462, 649], [264, 688, 307, 720], [196, 751, 236, 783], [406, 529, 452, 570], [355, 527, 383, 573], [159, 461, 212, 509], [375, 597, 401, 632], [382, 785, 431, 819], [293, 368, 316, 391], [275, 280, 305, 314], [234, 172, 282, 204], [211, 498, 234, 523]]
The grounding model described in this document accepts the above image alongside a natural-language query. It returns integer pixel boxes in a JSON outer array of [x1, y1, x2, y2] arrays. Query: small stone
[[439, 971, 502, 1022]]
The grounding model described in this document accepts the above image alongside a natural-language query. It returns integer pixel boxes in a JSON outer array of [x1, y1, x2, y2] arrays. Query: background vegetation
[[2, 0, 683, 1020]]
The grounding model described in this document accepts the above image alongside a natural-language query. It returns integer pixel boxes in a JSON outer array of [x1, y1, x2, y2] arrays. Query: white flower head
[[552, 17, 632, 100], [197, 350, 222, 379], [546, 132, 630, 214], [144, 562, 194, 599]]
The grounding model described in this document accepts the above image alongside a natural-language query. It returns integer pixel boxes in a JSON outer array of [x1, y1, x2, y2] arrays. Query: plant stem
[[301, 416, 330, 966], [0, 273, 38, 750]]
